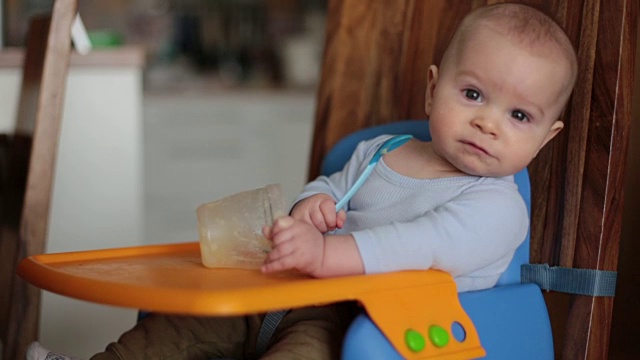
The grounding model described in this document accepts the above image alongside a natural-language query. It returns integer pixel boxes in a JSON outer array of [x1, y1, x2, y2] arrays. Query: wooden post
[[0, 1, 77, 359]]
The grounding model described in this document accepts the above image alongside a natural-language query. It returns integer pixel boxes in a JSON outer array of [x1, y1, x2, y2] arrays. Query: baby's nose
[[471, 115, 499, 136]]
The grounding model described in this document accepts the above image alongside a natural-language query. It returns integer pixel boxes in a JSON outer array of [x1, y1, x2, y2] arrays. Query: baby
[[28, 3, 577, 360], [263, 3, 576, 288]]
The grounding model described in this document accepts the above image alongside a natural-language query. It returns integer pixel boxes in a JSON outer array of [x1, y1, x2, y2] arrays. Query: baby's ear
[[539, 120, 564, 151], [424, 65, 439, 116]]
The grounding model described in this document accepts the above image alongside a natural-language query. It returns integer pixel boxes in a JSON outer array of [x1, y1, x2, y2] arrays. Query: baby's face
[[425, 26, 570, 177]]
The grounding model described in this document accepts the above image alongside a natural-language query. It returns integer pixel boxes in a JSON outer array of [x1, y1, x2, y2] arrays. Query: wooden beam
[[0, 1, 77, 359], [563, 0, 636, 358]]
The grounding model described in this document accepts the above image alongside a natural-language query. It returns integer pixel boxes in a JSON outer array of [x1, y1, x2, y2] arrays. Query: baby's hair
[[443, 3, 578, 93]]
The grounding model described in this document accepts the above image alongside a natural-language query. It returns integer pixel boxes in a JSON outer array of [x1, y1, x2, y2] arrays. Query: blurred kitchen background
[[2, 0, 325, 357]]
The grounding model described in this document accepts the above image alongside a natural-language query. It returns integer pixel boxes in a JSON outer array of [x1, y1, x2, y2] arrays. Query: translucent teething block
[[197, 184, 287, 269]]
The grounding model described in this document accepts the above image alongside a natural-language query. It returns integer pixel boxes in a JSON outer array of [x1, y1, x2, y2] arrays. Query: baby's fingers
[[262, 251, 295, 273], [336, 210, 347, 229], [261, 259, 287, 273], [309, 210, 328, 233], [266, 239, 294, 260], [319, 201, 338, 231], [262, 225, 273, 239], [271, 216, 295, 234]]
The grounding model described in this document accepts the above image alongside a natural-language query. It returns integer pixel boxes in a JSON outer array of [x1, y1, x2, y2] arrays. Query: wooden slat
[[310, 0, 414, 180], [608, 13, 640, 357], [535, 0, 637, 358], [397, 1, 474, 121], [0, 0, 77, 359], [563, 0, 636, 358]]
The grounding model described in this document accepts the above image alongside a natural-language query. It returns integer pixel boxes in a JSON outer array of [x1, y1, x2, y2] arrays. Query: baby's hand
[[261, 216, 326, 276], [290, 194, 346, 233]]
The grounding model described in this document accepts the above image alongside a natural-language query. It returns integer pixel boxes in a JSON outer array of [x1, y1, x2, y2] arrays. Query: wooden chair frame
[[0, 1, 77, 359]]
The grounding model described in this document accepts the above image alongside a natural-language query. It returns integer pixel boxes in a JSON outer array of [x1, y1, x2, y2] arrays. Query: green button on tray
[[405, 329, 426, 352], [429, 325, 450, 348]]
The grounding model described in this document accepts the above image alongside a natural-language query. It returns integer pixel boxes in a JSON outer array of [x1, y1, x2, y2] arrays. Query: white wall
[[143, 91, 315, 246], [0, 64, 144, 358], [44, 67, 144, 358]]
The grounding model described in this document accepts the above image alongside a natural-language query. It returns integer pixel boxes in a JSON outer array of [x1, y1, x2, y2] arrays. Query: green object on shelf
[[88, 31, 124, 48]]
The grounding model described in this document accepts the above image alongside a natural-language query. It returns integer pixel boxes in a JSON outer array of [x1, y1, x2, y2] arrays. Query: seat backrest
[[0, 1, 76, 359], [320, 120, 530, 286]]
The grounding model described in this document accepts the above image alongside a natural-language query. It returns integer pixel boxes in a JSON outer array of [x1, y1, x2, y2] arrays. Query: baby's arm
[[263, 136, 398, 276], [352, 185, 529, 278], [262, 216, 364, 277]]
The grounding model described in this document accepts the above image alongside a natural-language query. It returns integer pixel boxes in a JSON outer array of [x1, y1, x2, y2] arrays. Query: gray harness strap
[[256, 310, 290, 357], [521, 264, 617, 296]]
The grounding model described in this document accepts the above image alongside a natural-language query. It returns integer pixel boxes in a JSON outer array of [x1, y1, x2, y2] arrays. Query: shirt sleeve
[[352, 183, 529, 278], [293, 135, 394, 207]]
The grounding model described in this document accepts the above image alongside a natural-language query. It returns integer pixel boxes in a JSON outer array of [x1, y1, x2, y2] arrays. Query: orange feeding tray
[[18, 241, 485, 359]]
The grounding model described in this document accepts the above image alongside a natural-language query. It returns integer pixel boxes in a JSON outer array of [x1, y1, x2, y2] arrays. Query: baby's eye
[[511, 110, 529, 122], [464, 89, 482, 102]]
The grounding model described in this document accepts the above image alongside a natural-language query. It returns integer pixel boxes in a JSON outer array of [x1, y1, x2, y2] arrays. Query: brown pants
[[90, 303, 356, 360]]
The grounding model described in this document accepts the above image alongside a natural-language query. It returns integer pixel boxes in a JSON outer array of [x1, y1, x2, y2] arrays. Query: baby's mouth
[[461, 140, 491, 156]]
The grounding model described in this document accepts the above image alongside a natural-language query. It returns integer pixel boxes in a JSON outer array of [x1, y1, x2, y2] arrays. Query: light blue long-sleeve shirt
[[295, 135, 529, 292]]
